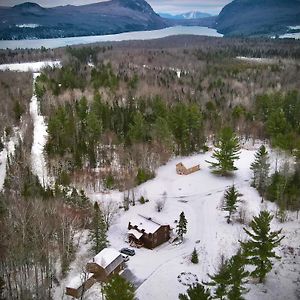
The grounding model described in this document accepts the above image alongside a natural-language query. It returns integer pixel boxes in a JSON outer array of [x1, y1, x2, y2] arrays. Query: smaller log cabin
[[66, 248, 124, 298], [128, 215, 171, 249], [176, 162, 200, 175], [65, 273, 96, 299], [86, 248, 125, 282]]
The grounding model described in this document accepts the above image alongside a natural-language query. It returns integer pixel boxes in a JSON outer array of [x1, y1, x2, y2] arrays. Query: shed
[[86, 248, 125, 282], [66, 272, 96, 299], [128, 215, 171, 249], [176, 162, 200, 175]]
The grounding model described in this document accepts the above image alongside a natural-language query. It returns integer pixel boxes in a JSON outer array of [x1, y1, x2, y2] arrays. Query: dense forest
[[0, 36, 300, 299]]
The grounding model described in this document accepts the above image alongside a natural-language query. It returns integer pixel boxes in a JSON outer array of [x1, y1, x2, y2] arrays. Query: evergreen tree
[[128, 111, 148, 143], [151, 116, 173, 150], [90, 202, 108, 254], [176, 211, 188, 241], [191, 248, 199, 264], [102, 274, 135, 300], [205, 251, 249, 300], [207, 127, 240, 175], [250, 145, 270, 199], [223, 185, 241, 223], [240, 211, 284, 282], [227, 250, 249, 300], [205, 257, 231, 300], [0, 140, 4, 152], [0, 276, 4, 300], [179, 283, 212, 300]]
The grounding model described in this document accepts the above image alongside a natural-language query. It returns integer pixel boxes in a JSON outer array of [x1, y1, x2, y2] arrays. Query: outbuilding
[[176, 162, 200, 175], [86, 248, 125, 282]]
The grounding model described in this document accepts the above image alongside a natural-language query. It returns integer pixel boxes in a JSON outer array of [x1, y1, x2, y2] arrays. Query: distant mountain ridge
[[0, 0, 167, 40], [160, 11, 211, 20], [215, 0, 300, 36]]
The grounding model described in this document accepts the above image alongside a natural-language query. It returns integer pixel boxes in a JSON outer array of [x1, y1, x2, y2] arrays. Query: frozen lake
[[0, 26, 222, 50], [279, 32, 300, 39]]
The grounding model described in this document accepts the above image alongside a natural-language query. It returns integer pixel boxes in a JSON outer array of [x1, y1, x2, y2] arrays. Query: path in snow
[[0, 61, 60, 188], [30, 72, 51, 187]]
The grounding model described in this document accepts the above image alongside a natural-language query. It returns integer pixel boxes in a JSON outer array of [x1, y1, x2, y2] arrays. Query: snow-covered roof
[[176, 161, 200, 170], [129, 215, 163, 234], [128, 229, 144, 239], [94, 248, 121, 268], [93, 248, 123, 275], [66, 272, 94, 290]]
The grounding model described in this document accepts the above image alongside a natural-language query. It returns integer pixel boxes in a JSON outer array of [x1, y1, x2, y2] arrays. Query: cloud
[[148, 0, 232, 14], [0, 0, 232, 14]]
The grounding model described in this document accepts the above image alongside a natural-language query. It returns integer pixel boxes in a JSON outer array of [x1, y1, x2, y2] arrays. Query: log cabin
[[128, 215, 171, 249], [176, 162, 200, 175], [66, 248, 124, 298], [86, 248, 125, 282]]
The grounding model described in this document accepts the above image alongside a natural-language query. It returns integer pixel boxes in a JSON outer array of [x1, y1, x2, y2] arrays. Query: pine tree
[[240, 211, 284, 283], [205, 256, 231, 300], [103, 274, 135, 300], [207, 127, 240, 175], [191, 248, 199, 264], [0, 276, 4, 300], [227, 250, 249, 300], [205, 251, 249, 300], [223, 185, 241, 223], [179, 283, 212, 300], [90, 202, 108, 254], [250, 145, 270, 199], [176, 211, 188, 241]]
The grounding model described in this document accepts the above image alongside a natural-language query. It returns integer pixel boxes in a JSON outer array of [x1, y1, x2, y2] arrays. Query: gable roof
[[129, 215, 167, 234], [128, 228, 144, 239], [93, 248, 123, 275]]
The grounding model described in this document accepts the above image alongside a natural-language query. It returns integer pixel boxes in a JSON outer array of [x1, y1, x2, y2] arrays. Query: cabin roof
[[176, 161, 200, 169], [128, 228, 144, 239], [93, 248, 122, 269], [130, 215, 167, 234], [66, 272, 94, 290]]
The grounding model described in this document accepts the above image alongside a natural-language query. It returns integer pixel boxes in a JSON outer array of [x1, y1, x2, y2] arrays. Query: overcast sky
[[0, 0, 232, 14]]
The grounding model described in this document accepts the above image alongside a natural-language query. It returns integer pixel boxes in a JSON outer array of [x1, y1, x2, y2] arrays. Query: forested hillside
[[0, 36, 300, 299]]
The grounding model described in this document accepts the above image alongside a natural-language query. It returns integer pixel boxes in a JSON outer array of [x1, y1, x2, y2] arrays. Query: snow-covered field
[[0, 60, 61, 72], [63, 146, 300, 300], [236, 56, 276, 64]]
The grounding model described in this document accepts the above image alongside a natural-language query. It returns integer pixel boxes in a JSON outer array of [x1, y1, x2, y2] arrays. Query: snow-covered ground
[[0, 61, 60, 187], [279, 32, 300, 40], [74, 146, 299, 300], [236, 56, 276, 64], [0, 60, 61, 72], [0, 129, 20, 191], [30, 72, 52, 187]]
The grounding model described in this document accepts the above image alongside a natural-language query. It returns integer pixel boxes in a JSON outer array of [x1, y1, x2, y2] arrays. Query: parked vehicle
[[120, 248, 135, 256], [121, 253, 129, 262]]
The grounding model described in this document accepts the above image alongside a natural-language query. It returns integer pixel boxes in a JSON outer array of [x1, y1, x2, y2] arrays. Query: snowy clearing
[[0, 60, 61, 72], [79, 147, 300, 300], [236, 57, 276, 64]]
